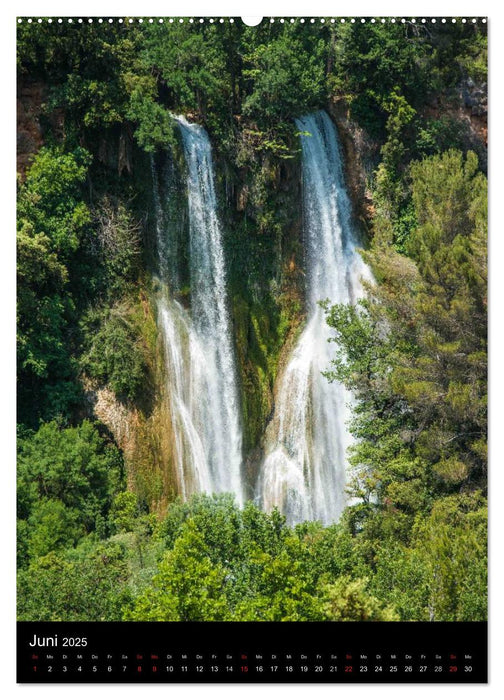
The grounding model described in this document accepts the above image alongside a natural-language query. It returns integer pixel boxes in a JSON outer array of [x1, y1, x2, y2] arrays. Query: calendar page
[[16, 14, 488, 683]]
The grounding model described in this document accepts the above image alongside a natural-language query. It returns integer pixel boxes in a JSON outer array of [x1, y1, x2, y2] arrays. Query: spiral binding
[[16, 17, 488, 25]]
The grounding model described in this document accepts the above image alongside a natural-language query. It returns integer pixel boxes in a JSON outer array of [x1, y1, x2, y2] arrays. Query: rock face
[[327, 99, 378, 235], [461, 78, 488, 119], [82, 291, 181, 515], [17, 81, 45, 175], [92, 380, 179, 514], [17, 79, 134, 178], [419, 80, 488, 170], [17, 80, 67, 176], [459, 79, 488, 157]]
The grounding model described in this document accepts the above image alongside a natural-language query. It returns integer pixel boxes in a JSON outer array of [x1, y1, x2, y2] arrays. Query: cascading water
[[153, 117, 243, 504], [258, 110, 371, 525]]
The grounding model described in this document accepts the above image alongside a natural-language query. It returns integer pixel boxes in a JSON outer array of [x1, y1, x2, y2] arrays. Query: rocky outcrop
[[460, 78, 487, 120], [84, 291, 180, 516], [91, 382, 178, 515], [328, 99, 379, 235], [17, 81, 45, 176], [459, 78, 488, 153]]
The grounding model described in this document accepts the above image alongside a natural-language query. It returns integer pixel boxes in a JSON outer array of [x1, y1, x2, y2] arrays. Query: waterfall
[[153, 117, 243, 504], [258, 110, 371, 525]]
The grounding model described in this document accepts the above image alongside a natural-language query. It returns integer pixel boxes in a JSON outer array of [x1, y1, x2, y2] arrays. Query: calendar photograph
[[16, 15, 487, 683]]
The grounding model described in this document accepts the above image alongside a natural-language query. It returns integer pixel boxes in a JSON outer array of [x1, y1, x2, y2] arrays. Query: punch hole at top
[[241, 17, 263, 26]]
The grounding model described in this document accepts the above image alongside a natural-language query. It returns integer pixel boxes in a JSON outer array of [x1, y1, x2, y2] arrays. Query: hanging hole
[[241, 16, 263, 26]]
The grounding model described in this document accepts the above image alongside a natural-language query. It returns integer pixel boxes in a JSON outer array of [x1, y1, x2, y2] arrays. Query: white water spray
[[259, 110, 371, 525], [153, 117, 243, 503]]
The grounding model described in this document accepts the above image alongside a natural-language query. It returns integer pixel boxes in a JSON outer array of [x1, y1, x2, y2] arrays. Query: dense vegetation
[[17, 18, 487, 621]]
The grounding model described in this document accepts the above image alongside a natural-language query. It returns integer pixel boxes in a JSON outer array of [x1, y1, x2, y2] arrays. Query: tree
[[242, 33, 326, 124], [325, 149, 486, 500], [17, 542, 132, 621], [17, 420, 124, 536], [322, 150, 487, 619], [17, 147, 92, 424], [410, 493, 487, 621], [80, 303, 149, 402], [321, 576, 398, 621], [125, 520, 229, 621], [27, 499, 83, 559]]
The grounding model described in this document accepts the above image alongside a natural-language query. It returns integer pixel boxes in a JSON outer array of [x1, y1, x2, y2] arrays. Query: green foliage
[[321, 577, 398, 621], [16, 419, 130, 620], [16, 146, 149, 425], [127, 495, 400, 622], [128, 94, 176, 152], [326, 149, 486, 491], [141, 24, 234, 121], [17, 147, 92, 424], [328, 21, 487, 138], [27, 499, 83, 559], [370, 493, 487, 621], [18, 146, 92, 255], [125, 520, 229, 621], [17, 542, 132, 621], [415, 116, 472, 157], [18, 22, 141, 140], [242, 34, 326, 124], [374, 90, 416, 219], [109, 491, 143, 534], [323, 149, 487, 619], [410, 493, 487, 620], [328, 23, 429, 138], [16, 480, 487, 622], [80, 302, 150, 402], [232, 284, 303, 449], [17, 420, 124, 541]]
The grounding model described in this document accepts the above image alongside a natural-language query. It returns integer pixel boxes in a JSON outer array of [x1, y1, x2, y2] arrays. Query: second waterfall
[[258, 110, 371, 526], [154, 117, 244, 505]]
